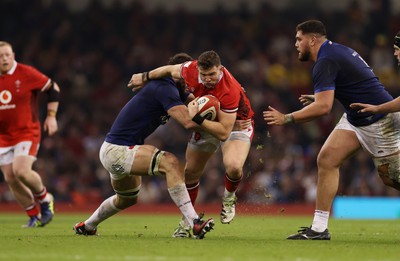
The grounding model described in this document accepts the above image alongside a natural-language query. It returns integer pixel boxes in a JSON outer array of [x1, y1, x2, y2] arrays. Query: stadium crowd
[[1, 0, 400, 207]]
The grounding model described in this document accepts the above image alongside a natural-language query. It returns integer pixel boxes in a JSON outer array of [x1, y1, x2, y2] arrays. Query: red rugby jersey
[[0, 62, 51, 146], [180, 60, 254, 120]]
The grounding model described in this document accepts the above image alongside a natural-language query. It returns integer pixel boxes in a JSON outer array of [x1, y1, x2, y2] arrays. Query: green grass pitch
[[0, 213, 399, 261]]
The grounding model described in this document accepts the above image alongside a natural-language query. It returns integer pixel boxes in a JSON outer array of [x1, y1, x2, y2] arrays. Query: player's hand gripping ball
[[197, 95, 220, 120]]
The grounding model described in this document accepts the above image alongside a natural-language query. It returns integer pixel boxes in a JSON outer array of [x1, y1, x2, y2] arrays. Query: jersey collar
[[317, 40, 331, 60]]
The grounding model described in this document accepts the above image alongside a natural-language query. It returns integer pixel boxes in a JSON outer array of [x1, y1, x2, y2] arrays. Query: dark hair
[[197, 50, 221, 70], [394, 31, 400, 49], [296, 20, 327, 36], [168, 52, 193, 65]]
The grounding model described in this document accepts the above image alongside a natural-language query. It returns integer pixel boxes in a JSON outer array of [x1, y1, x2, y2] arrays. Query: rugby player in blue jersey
[[73, 53, 214, 239], [264, 20, 400, 240]]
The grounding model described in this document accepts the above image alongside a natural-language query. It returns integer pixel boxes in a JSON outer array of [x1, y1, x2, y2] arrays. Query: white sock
[[223, 188, 235, 198], [85, 195, 121, 230], [168, 184, 198, 228], [39, 193, 52, 204], [311, 210, 330, 232]]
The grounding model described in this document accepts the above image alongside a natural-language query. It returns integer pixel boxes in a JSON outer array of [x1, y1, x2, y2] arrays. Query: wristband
[[47, 109, 57, 117], [192, 114, 205, 125], [142, 71, 150, 82], [283, 113, 294, 124]]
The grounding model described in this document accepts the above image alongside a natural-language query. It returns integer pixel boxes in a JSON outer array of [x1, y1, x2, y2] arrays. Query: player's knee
[[148, 149, 178, 176], [225, 164, 242, 177], [12, 166, 31, 180], [378, 172, 400, 190], [374, 153, 400, 190], [316, 150, 339, 170], [223, 157, 242, 175], [160, 152, 180, 174]]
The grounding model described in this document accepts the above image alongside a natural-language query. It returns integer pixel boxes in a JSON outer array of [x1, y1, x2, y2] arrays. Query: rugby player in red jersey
[[0, 41, 59, 227]]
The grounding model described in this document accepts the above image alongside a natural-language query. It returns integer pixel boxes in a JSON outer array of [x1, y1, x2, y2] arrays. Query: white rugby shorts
[[99, 141, 139, 180], [335, 112, 400, 157], [0, 141, 38, 166]]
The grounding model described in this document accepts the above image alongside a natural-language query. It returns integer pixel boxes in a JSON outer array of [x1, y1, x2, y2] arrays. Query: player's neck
[[311, 38, 326, 62]]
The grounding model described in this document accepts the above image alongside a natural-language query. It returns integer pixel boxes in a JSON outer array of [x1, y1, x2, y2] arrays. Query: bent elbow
[[319, 105, 332, 116], [320, 109, 330, 116], [217, 132, 230, 141], [220, 137, 228, 142]]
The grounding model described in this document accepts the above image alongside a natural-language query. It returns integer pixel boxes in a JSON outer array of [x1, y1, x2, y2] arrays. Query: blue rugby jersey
[[105, 78, 189, 146], [313, 40, 393, 126]]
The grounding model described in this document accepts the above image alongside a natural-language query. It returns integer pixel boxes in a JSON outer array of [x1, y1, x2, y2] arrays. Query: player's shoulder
[[180, 61, 198, 83], [17, 62, 36, 70], [181, 60, 197, 74], [15, 63, 42, 75], [182, 60, 197, 68], [321, 41, 351, 57], [220, 68, 241, 89], [151, 77, 175, 88], [146, 77, 178, 94], [221, 67, 238, 81]]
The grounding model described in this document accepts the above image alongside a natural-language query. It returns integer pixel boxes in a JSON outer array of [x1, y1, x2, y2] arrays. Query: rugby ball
[[197, 95, 220, 121]]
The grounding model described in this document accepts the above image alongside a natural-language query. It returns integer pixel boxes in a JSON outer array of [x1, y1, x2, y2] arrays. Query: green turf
[[0, 213, 398, 261]]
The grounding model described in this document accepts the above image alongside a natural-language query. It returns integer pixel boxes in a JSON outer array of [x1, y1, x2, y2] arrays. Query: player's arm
[[232, 119, 252, 131], [350, 97, 400, 114], [128, 64, 182, 90], [166, 102, 235, 141], [43, 81, 60, 135], [263, 90, 334, 125], [187, 98, 235, 140], [199, 110, 235, 141], [167, 105, 199, 130]]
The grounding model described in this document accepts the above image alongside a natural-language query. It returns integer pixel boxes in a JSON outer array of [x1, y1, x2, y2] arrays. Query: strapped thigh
[[148, 148, 165, 176]]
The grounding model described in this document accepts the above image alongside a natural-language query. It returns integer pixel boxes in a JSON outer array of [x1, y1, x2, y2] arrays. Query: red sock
[[25, 204, 40, 217], [34, 187, 48, 202], [186, 182, 199, 205], [224, 174, 242, 193]]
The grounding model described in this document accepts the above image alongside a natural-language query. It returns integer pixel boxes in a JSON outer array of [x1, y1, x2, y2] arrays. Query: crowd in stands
[[1, 0, 400, 206]]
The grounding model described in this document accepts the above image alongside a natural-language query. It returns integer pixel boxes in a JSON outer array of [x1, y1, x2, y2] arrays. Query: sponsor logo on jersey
[[0, 90, 16, 110]]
